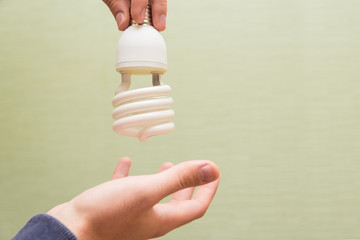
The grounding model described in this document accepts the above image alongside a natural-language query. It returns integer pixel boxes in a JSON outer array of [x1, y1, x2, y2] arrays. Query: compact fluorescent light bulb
[[112, 4, 174, 141]]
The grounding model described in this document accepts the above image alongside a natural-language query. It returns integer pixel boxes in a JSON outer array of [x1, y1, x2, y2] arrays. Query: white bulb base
[[116, 25, 167, 75]]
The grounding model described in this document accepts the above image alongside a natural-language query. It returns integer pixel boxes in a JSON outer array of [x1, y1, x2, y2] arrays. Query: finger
[[130, 0, 149, 24], [155, 179, 220, 235], [150, 0, 167, 31], [103, 0, 131, 30], [111, 157, 132, 180], [177, 180, 220, 223], [158, 162, 173, 173], [148, 160, 220, 204], [171, 187, 195, 202], [192, 178, 220, 207]]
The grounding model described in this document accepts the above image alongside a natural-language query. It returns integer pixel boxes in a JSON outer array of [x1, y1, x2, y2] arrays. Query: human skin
[[103, 0, 167, 31], [48, 157, 220, 240]]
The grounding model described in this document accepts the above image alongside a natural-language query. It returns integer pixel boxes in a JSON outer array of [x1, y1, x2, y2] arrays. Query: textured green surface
[[1, 0, 360, 239]]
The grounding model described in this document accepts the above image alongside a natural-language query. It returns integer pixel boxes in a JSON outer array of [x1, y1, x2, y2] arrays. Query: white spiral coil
[[112, 74, 174, 141]]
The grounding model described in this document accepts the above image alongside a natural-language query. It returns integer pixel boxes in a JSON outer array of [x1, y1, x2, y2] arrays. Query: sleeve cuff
[[12, 214, 78, 240]]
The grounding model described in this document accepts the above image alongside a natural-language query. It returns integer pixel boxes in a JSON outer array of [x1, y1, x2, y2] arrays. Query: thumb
[[150, 160, 220, 202]]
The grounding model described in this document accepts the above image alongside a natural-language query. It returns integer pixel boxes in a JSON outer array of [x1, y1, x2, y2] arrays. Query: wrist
[[48, 203, 90, 240]]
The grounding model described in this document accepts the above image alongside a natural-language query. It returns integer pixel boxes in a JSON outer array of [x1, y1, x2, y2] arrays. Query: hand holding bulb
[[103, 0, 167, 31]]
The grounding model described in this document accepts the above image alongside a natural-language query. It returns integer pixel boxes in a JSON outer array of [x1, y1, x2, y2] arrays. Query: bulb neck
[[131, 4, 152, 26]]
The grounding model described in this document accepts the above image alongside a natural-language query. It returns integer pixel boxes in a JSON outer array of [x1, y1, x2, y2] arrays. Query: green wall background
[[1, 0, 360, 239]]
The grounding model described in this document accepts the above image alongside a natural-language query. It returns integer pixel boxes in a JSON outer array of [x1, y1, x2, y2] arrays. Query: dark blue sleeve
[[12, 214, 78, 240]]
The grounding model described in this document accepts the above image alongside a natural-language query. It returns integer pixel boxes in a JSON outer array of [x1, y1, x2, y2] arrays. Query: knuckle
[[177, 172, 196, 189]]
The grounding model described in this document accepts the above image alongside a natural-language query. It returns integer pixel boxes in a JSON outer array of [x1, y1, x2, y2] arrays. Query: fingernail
[[159, 14, 166, 28], [116, 12, 125, 29], [199, 165, 217, 183]]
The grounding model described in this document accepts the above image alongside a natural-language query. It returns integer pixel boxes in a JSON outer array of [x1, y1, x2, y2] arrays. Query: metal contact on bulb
[[131, 4, 152, 26]]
